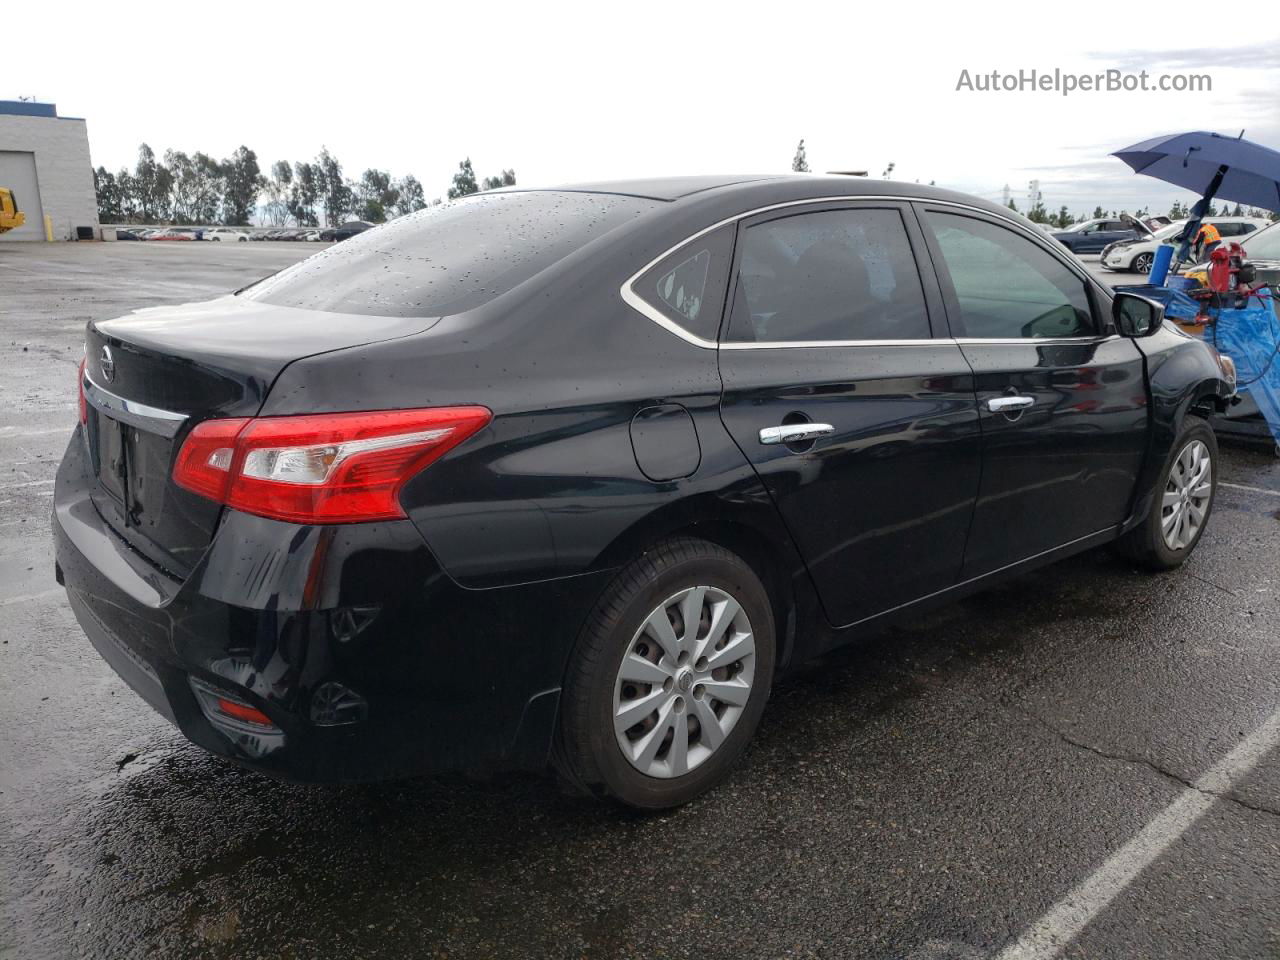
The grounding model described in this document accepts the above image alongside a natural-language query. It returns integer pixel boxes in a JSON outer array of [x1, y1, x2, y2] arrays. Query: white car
[[1100, 217, 1270, 273], [205, 228, 249, 242]]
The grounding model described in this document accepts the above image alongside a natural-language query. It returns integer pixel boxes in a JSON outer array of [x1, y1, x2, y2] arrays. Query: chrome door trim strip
[[953, 334, 1121, 346], [82, 372, 188, 439], [619, 194, 1103, 350], [720, 338, 952, 350], [718, 334, 1121, 351]]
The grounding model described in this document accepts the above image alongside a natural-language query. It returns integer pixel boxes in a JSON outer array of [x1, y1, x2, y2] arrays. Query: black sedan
[[55, 177, 1235, 808], [320, 220, 374, 242]]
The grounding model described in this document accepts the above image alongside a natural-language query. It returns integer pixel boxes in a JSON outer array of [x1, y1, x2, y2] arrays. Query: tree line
[[791, 139, 1278, 227], [93, 144, 516, 227], [1009, 197, 1277, 229]]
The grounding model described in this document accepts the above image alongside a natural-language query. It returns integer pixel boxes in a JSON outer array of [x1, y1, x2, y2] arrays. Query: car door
[[1080, 220, 1121, 253], [717, 201, 982, 628], [1067, 222, 1101, 252], [914, 204, 1150, 578]]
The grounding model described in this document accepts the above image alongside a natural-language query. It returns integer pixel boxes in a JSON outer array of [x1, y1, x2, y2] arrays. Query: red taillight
[[77, 358, 88, 424], [215, 697, 274, 726], [172, 417, 249, 502], [172, 407, 492, 524]]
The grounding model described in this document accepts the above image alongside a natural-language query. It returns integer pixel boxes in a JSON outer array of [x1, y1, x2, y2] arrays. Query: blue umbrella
[[1112, 130, 1280, 271]]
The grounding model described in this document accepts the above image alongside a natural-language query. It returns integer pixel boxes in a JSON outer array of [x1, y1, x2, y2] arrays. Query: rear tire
[[557, 538, 775, 809], [1116, 418, 1217, 569]]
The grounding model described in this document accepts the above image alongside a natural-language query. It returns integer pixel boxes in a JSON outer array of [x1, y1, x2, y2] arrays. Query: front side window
[[924, 211, 1095, 339], [725, 207, 930, 343]]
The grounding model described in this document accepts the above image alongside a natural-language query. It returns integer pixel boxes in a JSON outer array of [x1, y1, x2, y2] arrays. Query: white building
[[0, 100, 98, 241]]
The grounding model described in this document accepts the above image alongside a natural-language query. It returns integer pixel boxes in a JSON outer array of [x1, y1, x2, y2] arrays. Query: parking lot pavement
[[1079, 253, 1129, 288], [1, 243, 1277, 960]]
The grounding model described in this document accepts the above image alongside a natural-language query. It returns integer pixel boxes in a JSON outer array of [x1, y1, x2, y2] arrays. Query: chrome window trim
[[720, 338, 946, 350], [953, 334, 1120, 346], [719, 334, 1120, 351], [619, 194, 1103, 350], [82, 372, 188, 439]]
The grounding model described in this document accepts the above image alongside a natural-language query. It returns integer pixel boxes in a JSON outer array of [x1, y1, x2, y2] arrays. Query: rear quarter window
[[244, 191, 659, 318], [630, 225, 736, 342]]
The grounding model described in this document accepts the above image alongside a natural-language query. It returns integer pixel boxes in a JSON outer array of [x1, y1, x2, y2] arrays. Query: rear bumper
[[53, 429, 611, 782]]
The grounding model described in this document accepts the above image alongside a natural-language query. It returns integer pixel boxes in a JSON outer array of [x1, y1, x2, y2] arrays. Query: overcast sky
[[9, 1, 1280, 216]]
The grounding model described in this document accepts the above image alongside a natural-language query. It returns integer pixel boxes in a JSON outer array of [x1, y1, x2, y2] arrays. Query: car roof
[[520, 174, 1028, 218], [538, 175, 787, 201]]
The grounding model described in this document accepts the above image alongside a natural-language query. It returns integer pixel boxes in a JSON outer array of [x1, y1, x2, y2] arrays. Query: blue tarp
[[1112, 283, 1201, 321], [1207, 287, 1280, 445]]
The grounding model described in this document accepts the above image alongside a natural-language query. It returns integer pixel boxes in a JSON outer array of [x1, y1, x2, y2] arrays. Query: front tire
[[1117, 418, 1217, 569], [558, 538, 775, 809], [1132, 251, 1154, 273]]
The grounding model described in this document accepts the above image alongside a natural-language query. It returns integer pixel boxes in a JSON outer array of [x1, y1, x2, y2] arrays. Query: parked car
[[206, 228, 249, 242], [1050, 216, 1148, 254], [56, 177, 1235, 808], [1101, 217, 1270, 273], [114, 228, 143, 241], [150, 227, 201, 241], [1182, 219, 1280, 290], [328, 220, 374, 242]]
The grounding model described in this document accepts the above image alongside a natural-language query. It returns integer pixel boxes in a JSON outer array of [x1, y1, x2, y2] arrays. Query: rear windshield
[[1244, 223, 1280, 260], [243, 191, 659, 317]]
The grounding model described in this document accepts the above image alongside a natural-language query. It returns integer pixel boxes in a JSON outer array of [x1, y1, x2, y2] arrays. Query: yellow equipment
[[0, 187, 26, 234]]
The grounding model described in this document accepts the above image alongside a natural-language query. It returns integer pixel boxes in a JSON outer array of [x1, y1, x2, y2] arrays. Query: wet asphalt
[[0, 243, 1277, 960]]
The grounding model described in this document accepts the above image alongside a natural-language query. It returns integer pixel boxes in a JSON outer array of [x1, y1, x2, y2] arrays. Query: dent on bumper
[[51, 435, 610, 781]]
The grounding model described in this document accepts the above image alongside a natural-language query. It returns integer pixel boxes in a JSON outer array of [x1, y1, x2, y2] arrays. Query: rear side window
[[1217, 222, 1255, 237], [924, 211, 1095, 339], [725, 207, 930, 343], [244, 191, 658, 318], [631, 225, 735, 341]]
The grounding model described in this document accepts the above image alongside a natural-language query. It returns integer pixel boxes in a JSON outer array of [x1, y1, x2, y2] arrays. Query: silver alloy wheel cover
[[612, 585, 756, 779], [1161, 438, 1213, 550]]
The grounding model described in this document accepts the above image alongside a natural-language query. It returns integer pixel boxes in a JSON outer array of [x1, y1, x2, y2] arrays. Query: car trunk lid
[[83, 295, 438, 577]]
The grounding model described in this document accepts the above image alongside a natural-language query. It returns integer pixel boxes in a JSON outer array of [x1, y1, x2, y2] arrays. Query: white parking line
[[1219, 481, 1280, 498], [995, 705, 1280, 960]]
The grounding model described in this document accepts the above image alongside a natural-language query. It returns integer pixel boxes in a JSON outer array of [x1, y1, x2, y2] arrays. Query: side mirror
[[1113, 292, 1165, 338]]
